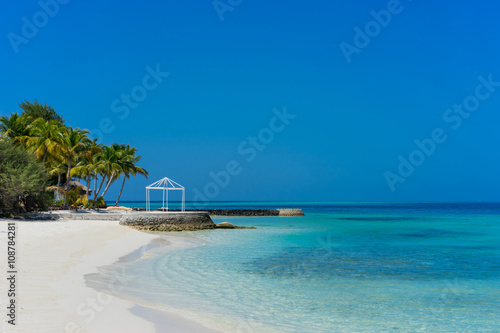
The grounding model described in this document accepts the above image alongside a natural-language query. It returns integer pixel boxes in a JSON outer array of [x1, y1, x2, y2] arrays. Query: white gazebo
[[146, 177, 185, 212]]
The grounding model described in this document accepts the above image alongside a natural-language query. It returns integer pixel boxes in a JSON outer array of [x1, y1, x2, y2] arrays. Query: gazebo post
[[182, 188, 185, 212]]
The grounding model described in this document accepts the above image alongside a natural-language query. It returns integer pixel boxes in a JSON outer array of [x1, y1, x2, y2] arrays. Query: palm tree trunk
[[101, 174, 115, 197], [85, 175, 91, 197], [66, 159, 72, 190], [96, 175, 106, 198], [57, 173, 61, 187], [94, 176, 98, 200], [115, 177, 127, 206], [56, 173, 62, 202], [64, 159, 72, 209]]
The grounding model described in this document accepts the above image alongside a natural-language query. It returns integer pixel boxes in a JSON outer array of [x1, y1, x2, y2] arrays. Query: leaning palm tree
[[58, 127, 90, 208], [90, 152, 105, 201], [94, 144, 122, 199], [114, 144, 149, 206], [71, 139, 102, 195]]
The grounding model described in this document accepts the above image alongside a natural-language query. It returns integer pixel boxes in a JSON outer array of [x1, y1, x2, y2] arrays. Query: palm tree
[[114, 144, 149, 206], [0, 113, 31, 145], [94, 144, 122, 199], [72, 139, 102, 195], [91, 153, 105, 201], [58, 127, 90, 208], [25, 118, 64, 164], [46, 158, 66, 188]]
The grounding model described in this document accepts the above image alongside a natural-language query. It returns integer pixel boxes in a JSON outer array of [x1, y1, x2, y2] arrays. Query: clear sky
[[1, 0, 500, 202]]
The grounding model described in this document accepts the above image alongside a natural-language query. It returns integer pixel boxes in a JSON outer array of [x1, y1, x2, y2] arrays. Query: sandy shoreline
[[0, 219, 223, 333]]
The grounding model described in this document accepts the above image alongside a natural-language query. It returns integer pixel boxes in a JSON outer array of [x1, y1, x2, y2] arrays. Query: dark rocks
[[158, 209, 304, 217], [206, 209, 279, 216], [162, 209, 279, 216]]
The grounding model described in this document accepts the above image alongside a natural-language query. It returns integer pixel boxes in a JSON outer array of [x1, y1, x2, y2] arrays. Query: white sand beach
[[0, 219, 223, 333]]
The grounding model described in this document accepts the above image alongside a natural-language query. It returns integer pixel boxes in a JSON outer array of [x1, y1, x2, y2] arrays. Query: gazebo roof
[[146, 177, 184, 190]]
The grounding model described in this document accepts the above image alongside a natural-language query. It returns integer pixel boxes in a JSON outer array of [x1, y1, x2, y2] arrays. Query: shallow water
[[88, 202, 500, 332]]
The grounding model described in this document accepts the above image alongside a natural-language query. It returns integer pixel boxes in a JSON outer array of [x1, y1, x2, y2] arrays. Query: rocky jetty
[[150, 208, 305, 216], [119, 212, 215, 231], [206, 209, 280, 216]]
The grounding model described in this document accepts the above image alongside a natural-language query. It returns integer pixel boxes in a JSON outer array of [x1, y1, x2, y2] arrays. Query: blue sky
[[1, 0, 500, 202]]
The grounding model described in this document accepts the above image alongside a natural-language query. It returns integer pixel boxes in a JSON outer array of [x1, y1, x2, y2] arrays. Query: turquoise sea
[[87, 202, 500, 332]]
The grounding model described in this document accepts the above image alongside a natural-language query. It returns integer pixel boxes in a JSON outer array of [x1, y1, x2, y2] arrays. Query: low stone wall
[[13, 211, 125, 221], [119, 212, 215, 231], [53, 213, 122, 221], [12, 213, 60, 220]]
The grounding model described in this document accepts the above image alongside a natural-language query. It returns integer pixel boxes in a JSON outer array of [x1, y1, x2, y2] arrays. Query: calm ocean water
[[88, 202, 500, 332]]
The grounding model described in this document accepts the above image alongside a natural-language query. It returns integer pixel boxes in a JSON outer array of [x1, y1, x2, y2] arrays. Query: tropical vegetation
[[0, 139, 48, 216], [0, 100, 148, 215]]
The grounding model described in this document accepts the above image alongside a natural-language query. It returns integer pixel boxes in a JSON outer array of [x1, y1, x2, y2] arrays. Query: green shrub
[[0, 139, 49, 216]]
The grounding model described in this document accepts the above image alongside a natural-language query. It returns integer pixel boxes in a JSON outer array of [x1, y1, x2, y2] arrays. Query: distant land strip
[[135, 208, 305, 217]]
